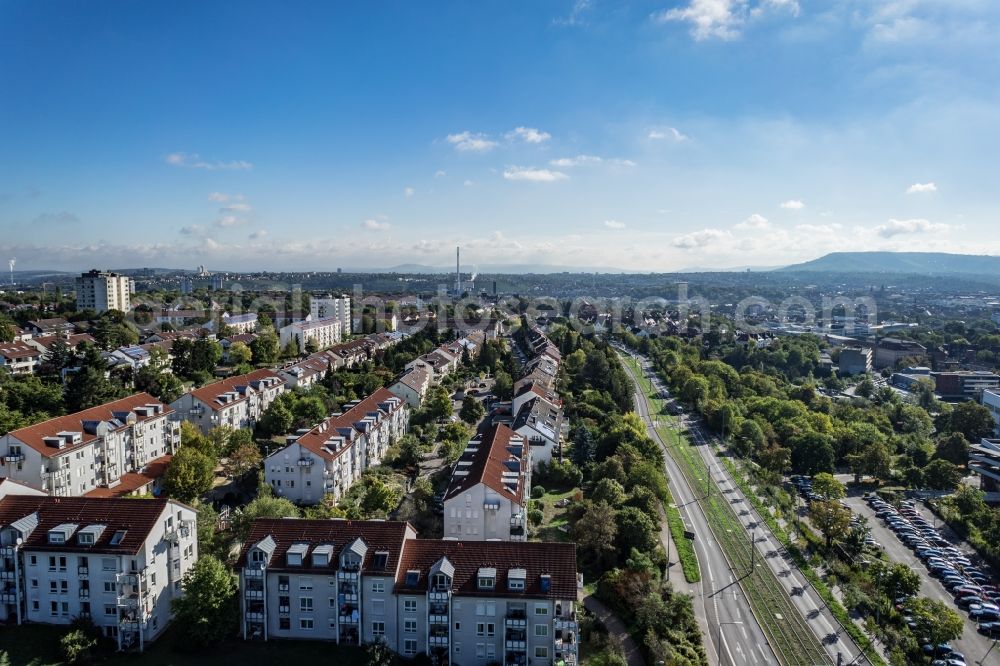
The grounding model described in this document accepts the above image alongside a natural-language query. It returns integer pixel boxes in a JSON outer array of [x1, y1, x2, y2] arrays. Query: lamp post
[[717, 621, 744, 666], [976, 640, 998, 665]]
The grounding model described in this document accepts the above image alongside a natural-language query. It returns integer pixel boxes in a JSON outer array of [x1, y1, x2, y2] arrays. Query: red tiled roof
[[29, 333, 96, 351], [6, 393, 172, 458], [84, 455, 172, 498], [395, 540, 577, 599], [293, 388, 404, 461], [186, 368, 283, 411], [0, 343, 39, 360], [445, 425, 527, 504], [0, 496, 172, 555], [236, 518, 413, 573]]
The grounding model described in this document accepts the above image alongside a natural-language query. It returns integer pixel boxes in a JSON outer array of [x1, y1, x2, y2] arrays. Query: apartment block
[[75, 270, 134, 313], [0, 394, 181, 497], [169, 369, 285, 434], [0, 496, 198, 651], [443, 425, 529, 541], [933, 371, 1000, 401], [238, 518, 579, 666], [838, 347, 872, 376], [982, 389, 1000, 437], [280, 317, 343, 354], [222, 312, 259, 335], [388, 367, 431, 408], [310, 295, 352, 334], [0, 342, 41, 375], [264, 388, 408, 505]]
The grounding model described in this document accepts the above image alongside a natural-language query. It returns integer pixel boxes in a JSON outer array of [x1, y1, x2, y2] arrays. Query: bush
[[531, 485, 546, 499], [528, 509, 544, 526], [61, 629, 97, 665]]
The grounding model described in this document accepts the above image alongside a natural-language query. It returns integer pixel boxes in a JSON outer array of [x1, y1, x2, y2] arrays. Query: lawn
[[0, 625, 370, 666], [533, 487, 578, 543]]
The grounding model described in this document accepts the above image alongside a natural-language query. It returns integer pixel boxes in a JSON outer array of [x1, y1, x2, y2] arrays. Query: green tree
[[64, 345, 124, 411], [493, 370, 513, 400], [459, 395, 485, 424], [616, 506, 658, 554], [573, 501, 618, 569], [135, 347, 184, 403], [190, 338, 222, 374], [223, 441, 263, 480], [909, 597, 964, 655], [875, 561, 921, 599], [424, 385, 453, 421], [227, 341, 253, 365], [93, 311, 139, 350], [360, 477, 400, 517], [233, 496, 299, 541], [809, 499, 852, 549], [258, 401, 294, 438], [811, 472, 846, 500], [934, 432, 970, 467], [0, 315, 15, 342], [250, 330, 279, 365], [923, 458, 962, 490], [163, 447, 215, 503], [171, 555, 239, 647], [946, 401, 994, 442], [591, 478, 627, 505], [60, 629, 97, 665], [364, 639, 399, 666]]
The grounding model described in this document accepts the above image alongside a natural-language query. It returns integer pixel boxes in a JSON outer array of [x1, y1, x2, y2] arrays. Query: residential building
[[0, 394, 181, 497], [264, 388, 408, 505], [169, 369, 285, 434], [970, 438, 1000, 493], [512, 397, 564, 469], [75, 270, 134, 313], [222, 313, 259, 335], [310, 295, 351, 334], [0, 342, 41, 375], [0, 478, 46, 500], [220, 333, 258, 363], [838, 347, 872, 376], [405, 347, 458, 379], [388, 367, 431, 408], [933, 371, 1000, 401], [24, 318, 75, 336], [237, 517, 579, 666], [25, 333, 97, 358], [0, 496, 198, 650], [279, 317, 342, 354], [443, 425, 529, 542], [278, 356, 330, 390]]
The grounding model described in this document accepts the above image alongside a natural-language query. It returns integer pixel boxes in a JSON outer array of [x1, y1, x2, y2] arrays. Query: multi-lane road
[[622, 348, 870, 665]]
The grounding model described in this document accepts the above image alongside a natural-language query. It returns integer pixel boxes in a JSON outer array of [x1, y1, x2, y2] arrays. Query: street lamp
[[976, 640, 998, 665], [717, 621, 744, 666]]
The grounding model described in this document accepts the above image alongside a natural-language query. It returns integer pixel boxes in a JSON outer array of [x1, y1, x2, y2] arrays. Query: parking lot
[[846, 494, 999, 663]]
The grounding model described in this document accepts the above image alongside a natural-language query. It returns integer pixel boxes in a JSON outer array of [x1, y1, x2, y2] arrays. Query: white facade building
[[238, 518, 579, 666], [388, 367, 431, 408], [310, 295, 352, 334], [169, 369, 285, 434], [264, 388, 408, 505], [0, 496, 198, 651], [279, 317, 343, 354], [0, 342, 41, 375], [75, 270, 134, 313], [443, 425, 529, 542], [0, 394, 181, 497]]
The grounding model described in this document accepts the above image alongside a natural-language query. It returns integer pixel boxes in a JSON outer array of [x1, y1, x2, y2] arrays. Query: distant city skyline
[[2, 1, 999, 272]]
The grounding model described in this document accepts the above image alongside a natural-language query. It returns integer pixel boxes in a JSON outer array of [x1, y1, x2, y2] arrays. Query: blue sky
[[1, 0, 999, 272]]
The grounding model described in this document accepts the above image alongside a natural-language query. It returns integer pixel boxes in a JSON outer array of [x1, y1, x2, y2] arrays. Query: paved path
[[582, 594, 646, 666]]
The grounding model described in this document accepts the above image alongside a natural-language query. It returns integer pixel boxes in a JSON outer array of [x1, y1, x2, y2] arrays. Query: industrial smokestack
[[455, 246, 461, 296]]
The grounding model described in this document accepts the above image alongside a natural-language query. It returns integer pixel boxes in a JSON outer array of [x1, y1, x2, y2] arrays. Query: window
[[50, 601, 58, 616], [104, 581, 116, 593], [534, 647, 549, 659], [50, 581, 58, 593], [486, 622, 495, 637], [403, 598, 417, 613], [476, 644, 486, 659], [48, 556, 56, 571], [30, 579, 37, 588], [101, 558, 116, 572], [104, 605, 116, 616], [372, 621, 385, 637], [300, 618, 314, 630], [403, 639, 417, 656], [404, 619, 417, 633], [508, 578, 525, 591], [372, 599, 385, 615], [279, 617, 290, 630], [61, 602, 69, 616], [534, 624, 549, 637], [31, 601, 39, 611], [477, 622, 485, 636], [300, 597, 313, 612], [371, 581, 385, 593], [299, 578, 313, 591], [477, 576, 494, 590], [534, 604, 549, 616], [486, 644, 495, 659], [28, 555, 36, 567], [454, 621, 461, 631]]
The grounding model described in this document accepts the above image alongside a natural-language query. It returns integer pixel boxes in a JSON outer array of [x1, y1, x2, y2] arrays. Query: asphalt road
[[844, 495, 997, 662], [625, 355, 779, 666]]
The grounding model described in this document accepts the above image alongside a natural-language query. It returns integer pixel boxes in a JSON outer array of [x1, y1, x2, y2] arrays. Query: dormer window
[[432, 573, 450, 591], [405, 570, 420, 587], [373, 551, 389, 570], [48, 531, 65, 545], [507, 568, 526, 591], [78, 532, 94, 545], [477, 567, 497, 590]]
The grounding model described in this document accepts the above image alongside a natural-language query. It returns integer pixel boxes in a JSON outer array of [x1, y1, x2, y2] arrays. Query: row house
[[169, 369, 285, 434], [220, 333, 258, 363], [279, 317, 343, 354], [26, 333, 97, 358], [0, 394, 181, 497], [0, 342, 41, 375], [278, 356, 330, 390], [264, 388, 408, 506], [512, 398, 564, 470], [24, 318, 75, 336], [509, 322, 564, 471], [443, 425, 530, 542], [388, 367, 431, 408], [0, 496, 198, 650], [238, 518, 579, 666], [221, 312, 259, 335], [406, 348, 458, 380]]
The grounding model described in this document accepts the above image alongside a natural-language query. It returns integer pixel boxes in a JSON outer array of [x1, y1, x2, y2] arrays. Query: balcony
[[337, 570, 359, 581], [338, 614, 359, 625], [3, 453, 24, 463], [277, 583, 289, 592], [0, 591, 18, 604], [245, 611, 265, 623], [245, 589, 264, 600], [555, 618, 578, 631], [79, 589, 90, 599], [78, 566, 89, 577], [339, 592, 358, 603], [428, 635, 449, 647], [429, 614, 449, 624], [505, 639, 527, 651], [429, 591, 449, 602], [505, 617, 526, 629], [0, 546, 17, 556], [244, 568, 265, 579], [297, 457, 314, 467], [0, 571, 17, 581]]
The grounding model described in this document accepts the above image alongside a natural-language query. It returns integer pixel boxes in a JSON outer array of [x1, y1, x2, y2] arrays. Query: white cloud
[[735, 213, 769, 229], [502, 166, 569, 183], [752, 0, 799, 18], [404, 187, 415, 197], [780, 199, 805, 209], [208, 192, 230, 202], [434, 170, 446, 177], [362, 218, 391, 231], [648, 126, 689, 142], [216, 215, 247, 228], [179, 224, 207, 237], [653, 0, 746, 41], [550, 154, 602, 167], [165, 152, 253, 170], [672, 228, 730, 248], [874, 218, 950, 238], [554, 0, 592, 26], [463, 179, 475, 187], [907, 182, 938, 194], [32, 211, 79, 225], [446, 131, 498, 152], [506, 126, 552, 144], [220, 202, 252, 213], [248, 229, 268, 240], [604, 220, 626, 229]]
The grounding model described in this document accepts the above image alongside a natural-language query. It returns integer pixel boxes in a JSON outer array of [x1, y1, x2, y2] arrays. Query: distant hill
[[780, 252, 1000, 276]]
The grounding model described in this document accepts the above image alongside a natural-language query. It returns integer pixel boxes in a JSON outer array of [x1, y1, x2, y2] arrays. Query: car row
[[866, 494, 1000, 646]]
